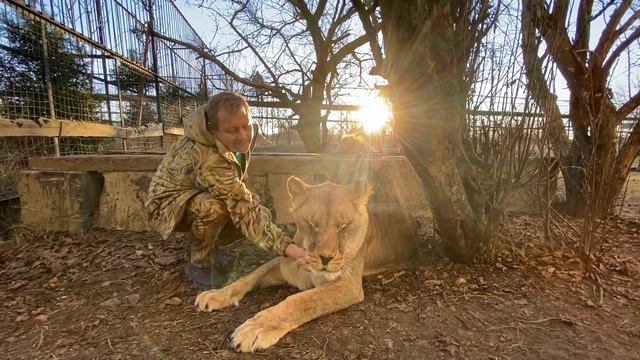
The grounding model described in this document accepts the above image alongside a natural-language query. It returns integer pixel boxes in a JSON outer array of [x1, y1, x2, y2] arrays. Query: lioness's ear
[[287, 176, 309, 200], [353, 179, 373, 206]]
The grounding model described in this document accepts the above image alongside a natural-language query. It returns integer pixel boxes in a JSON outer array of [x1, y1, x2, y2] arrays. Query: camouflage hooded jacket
[[144, 105, 289, 255]]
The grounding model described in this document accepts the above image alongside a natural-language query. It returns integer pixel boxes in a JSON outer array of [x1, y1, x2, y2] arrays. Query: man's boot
[[184, 261, 228, 290], [184, 215, 242, 290], [185, 229, 230, 290]]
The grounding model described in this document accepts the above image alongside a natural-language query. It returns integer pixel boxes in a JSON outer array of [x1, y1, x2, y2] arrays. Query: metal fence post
[[147, 0, 163, 126], [39, 22, 60, 156], [95, 0, 113, 124]]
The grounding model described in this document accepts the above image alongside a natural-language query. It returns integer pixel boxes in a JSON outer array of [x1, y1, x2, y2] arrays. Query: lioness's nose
[[320, 256, 334, 266]]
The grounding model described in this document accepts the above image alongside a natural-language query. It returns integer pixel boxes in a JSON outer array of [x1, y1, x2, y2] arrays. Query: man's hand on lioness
[[285, 243, 310, 270]]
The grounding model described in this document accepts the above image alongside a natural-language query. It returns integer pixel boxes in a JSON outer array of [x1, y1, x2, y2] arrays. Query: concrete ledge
[[20, 154, 431, 233], [28, 154, 163, 172]]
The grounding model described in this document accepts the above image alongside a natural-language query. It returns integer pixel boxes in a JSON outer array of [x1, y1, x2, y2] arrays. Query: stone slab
[[17, 171, 102, 234], [95, 172, 154, 232], [29, 154, 163, 172], [19, 154, 433, 233]]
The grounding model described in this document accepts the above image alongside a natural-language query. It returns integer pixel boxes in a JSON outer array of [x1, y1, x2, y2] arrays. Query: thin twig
[[35, 329, 44, 351]]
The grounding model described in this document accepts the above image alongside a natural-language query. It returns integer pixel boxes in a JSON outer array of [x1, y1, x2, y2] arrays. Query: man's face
[[213, 108, 253, 153]]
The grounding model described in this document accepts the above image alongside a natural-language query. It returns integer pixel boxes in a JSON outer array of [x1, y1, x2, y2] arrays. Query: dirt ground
[[1, 174, 639, 359]]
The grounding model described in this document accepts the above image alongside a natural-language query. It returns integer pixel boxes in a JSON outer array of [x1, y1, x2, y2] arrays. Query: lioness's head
[[287, 176, 371, 274]]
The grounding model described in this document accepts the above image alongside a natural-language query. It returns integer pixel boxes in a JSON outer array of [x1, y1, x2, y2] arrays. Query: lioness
[[195, 176, 417, 352]]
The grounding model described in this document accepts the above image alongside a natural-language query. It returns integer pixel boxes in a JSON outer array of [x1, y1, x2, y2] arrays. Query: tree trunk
[[379, 0, 490, 263], [562, 104, 624, 218], [296, 102, 323, 153], [520, 0, 640, 220], [296, 121, 322, 153]]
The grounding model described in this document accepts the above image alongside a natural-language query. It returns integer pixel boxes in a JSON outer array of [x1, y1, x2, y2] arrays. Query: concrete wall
[[19, 154, 431, 233]]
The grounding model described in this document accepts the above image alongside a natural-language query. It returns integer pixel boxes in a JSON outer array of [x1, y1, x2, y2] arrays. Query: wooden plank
[[1, 117, 183, 139], [163, 126, 184, 136], [60, 120, 120, 137], [118, 123, 164, 138], [0, 118, 61, 137]]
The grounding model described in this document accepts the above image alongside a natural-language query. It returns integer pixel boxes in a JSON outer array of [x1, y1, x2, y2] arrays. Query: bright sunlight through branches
[[355, 96, 392, 134]]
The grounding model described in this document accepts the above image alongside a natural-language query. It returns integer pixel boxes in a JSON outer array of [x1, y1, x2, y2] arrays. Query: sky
[[173, 0, 639, 114]]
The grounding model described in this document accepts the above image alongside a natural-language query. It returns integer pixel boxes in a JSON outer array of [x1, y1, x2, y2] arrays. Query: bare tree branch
[[327, 1, 355, 43], [290, 0, 326, 57], [149, 29, 297, 105], [327, 25, 377, 71], [603, 27, 640, 74], [593, 0, 633, 66], [521, 0, 571, 158], [574, 0, 593, 64], [525, 0, 586, 94], [351, 0, 383, 75], [226, 4, 281, 86], [616, 88, 640, 121], [590, 0, 617, 20]]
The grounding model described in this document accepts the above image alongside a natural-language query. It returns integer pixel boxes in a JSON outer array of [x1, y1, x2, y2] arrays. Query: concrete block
[[95, 172, 154, 232], [19, 154, 433, 233], [29, 154, 162, 172], [17, 171, 103, 233]]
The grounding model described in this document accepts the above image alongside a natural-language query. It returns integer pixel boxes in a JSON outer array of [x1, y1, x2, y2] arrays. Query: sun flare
[[355, 96, 392, 134]]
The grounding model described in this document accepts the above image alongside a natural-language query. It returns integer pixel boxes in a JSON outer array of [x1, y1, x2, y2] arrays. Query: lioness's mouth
[[313, 266, 342, 274]]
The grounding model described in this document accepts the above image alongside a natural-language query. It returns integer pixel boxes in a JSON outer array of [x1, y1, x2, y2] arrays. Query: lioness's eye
[[339, 222, 352, 232], [305, 217, 317, 231]]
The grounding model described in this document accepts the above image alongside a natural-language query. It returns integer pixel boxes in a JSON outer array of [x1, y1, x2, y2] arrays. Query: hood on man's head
[[183, 104, 217, 147]]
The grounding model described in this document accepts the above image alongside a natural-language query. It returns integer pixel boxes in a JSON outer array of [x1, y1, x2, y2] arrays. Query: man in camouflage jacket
[[145, 92, 306, 290]]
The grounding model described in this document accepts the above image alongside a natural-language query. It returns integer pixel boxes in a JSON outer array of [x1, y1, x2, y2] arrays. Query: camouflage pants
[[177, 192, 243, 268]]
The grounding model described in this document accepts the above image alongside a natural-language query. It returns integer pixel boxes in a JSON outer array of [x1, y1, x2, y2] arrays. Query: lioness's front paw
[[231, 315, 289, 353], [195, 288, 238, 312]]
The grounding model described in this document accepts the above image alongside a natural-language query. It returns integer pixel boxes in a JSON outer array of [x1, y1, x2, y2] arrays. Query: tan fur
[[195, 176, 418, 352]]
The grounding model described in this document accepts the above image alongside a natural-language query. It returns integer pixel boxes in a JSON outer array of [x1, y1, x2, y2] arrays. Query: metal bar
[[147, 0, 163, 125], [95, 0, 112, 124]]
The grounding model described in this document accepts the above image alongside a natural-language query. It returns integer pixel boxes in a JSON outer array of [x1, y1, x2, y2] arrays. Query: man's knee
[[187, 193, 227, 221], [185, 193, 228, 238]]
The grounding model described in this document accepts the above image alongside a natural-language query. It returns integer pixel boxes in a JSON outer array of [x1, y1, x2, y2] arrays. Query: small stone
[[32, 307, 46, 315], [513, 298, 528, 305], [49, 260, 64, 274], [34, 314, 48, 322], [424, 279, 443, 286], [384, 338, 394, 350], [164, 297, 182, 306], [100, 298, 121, 307], [456, 277, 467, 285], [45, 276, 60, 288], [101, 281, 112, 287], [128, 294, 141, 305], [155, 255, 177, 266]]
